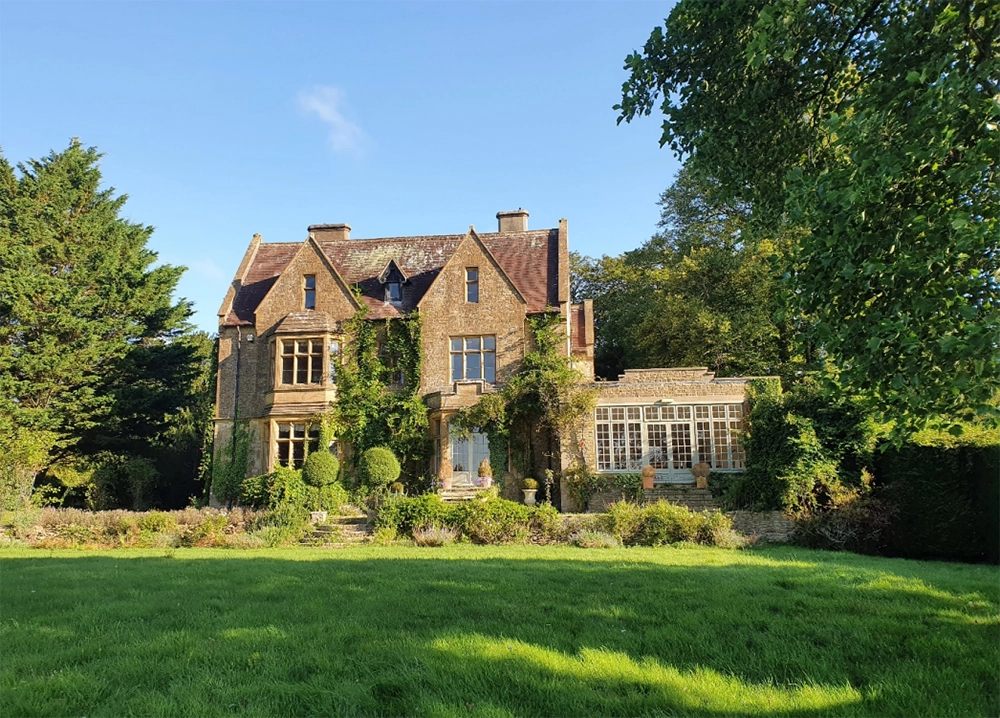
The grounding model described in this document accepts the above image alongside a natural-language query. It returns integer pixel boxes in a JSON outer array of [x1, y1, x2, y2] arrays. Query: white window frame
[[594, 403, 745, 479]]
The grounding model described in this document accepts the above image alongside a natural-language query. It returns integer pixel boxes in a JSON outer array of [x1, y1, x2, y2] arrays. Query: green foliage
[[302, 451, 340, 511], [874, 441, 999, 563], [238, 465, 343, 514], [562, 463, 609, 510], [616, 0, 1000, 429], [730, 379, 879, 515], [572, 169, 805, 382], [212, 421, 251, 508], [375, 493, 456, 536], [521, 478, 538, 490], [454, 313, 596, 484], [453, 497, 532, 544], [359, 447, 401, 491], [335, 311, 430, 471], [602, 500, 738, 548], [0, 140, 208, 508], [569, 530, 622, 549]]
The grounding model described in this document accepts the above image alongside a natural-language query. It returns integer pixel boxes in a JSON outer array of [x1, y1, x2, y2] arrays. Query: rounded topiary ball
[[359, 446, 401, 489], [303, 450, 340, 489]]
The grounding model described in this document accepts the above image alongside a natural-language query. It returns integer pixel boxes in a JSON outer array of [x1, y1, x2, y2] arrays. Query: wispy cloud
[[298, 85, 366, 156]]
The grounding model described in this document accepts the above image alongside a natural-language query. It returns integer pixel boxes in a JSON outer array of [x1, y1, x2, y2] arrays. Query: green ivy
[[454, 313, 596, 486], [334, 307, 430, 479], [211, 420, 251, 508]]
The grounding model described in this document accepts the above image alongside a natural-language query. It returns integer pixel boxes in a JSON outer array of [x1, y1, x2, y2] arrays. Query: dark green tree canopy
[[572, 168, 803, 383], [1, 140, 208, 509], [617, 0, 999, 429]]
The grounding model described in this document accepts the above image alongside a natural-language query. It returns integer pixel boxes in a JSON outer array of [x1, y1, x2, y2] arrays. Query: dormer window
[[304, 275, 316, 310], [379, 260, 406, 304]]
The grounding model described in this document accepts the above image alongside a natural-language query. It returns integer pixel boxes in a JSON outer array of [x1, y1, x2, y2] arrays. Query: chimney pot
[[308, 223, 351, 241], [496, 209, 529, 233]]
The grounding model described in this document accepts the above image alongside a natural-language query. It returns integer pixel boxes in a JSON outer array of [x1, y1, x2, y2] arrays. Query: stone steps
[[438, 487, 489, 503], [299, 514, 372, 547], [643, 486, 719, 512]]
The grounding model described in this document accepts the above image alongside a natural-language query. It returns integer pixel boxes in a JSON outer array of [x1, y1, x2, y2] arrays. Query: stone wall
[[417, 233, 528, 395], [727, 511, 795, 543]]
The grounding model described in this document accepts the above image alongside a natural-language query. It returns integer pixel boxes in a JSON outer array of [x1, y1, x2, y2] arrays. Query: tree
[[0, 140, 201, 507], [617, 0, 999, 429], [572, 168, 803, 382]]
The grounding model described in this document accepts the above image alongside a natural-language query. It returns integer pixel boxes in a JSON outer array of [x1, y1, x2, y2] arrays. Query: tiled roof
[[222, 229, 560, 325], [226, 243, 300, 325], [273, 311, 337, 334]]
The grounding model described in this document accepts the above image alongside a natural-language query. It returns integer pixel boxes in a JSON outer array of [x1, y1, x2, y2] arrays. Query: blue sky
[[1, 1, 681, 333]]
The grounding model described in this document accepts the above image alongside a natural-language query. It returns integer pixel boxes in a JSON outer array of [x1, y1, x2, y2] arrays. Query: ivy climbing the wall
[[454, 312, 596, 490], [211, 420, 251, 508], [334, 307, 430, 480]]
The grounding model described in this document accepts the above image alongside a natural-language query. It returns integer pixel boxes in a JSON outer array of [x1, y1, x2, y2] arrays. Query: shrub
[[570, 530, 621, 549], [636, 501, 702, 546], [529, 502, 563, 542], [453, 497, 531, 544], [795, 495, 897, 554], [359, 447, 401, 491], [603, 501, 643, 544], [412, 525, 458, 547], [302, 451, 341, 511], [375, 493, 456, 537], [522, 478, 538, 490], [137, 511, 176, 533]]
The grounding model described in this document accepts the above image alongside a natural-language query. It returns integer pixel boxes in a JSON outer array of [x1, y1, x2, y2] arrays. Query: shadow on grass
[[2, 547, 998, 717]]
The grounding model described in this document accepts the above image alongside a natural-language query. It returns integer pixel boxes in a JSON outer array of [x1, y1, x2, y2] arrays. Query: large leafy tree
[[573, 168, 803, 382], [0, 140, 205, 508], [617, 0, 999, 428]]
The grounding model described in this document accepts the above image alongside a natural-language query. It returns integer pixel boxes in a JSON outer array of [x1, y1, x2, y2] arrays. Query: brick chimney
[[308, 223, 351, 241], [496, 209, 528, 233]]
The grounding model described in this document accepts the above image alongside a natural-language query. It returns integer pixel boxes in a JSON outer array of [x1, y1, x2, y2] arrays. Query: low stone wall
[[727, 511, 795, 543]]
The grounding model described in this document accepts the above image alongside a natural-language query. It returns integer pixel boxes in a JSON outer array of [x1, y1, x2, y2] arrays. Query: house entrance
[[450, 430, 490, 487]]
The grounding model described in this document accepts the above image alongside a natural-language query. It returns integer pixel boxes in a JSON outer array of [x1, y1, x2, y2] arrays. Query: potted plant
[[477, 458, 493, 488], [641, 464, 656, 490], [390, 481, 405, 496], [522, 478, 539, 507], [691, 462, 711, 489], [302, 449, 341, 525]]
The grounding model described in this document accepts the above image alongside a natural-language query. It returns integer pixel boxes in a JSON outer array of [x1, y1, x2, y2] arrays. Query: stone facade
[[215, 211, 774, 512], [215, 211, 593, 490]]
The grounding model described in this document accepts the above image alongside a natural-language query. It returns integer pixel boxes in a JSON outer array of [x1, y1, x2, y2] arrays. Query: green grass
[[2, 544, 997, 717]]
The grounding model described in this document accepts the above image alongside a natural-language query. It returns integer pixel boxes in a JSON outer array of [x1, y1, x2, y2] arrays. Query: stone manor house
[[215, 210, 754, 506]]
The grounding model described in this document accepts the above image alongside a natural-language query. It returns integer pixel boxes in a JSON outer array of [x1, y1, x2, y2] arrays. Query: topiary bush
[[302, 451, 341, 511], [359, 447, 401, 492]]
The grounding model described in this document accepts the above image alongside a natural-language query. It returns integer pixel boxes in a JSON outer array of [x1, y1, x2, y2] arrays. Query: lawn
[[1, 544, 997, 717]]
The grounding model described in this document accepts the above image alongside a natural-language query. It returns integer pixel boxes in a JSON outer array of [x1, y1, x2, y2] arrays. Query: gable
[[253, 239, 358, 332], [222, 226, 562, 326]]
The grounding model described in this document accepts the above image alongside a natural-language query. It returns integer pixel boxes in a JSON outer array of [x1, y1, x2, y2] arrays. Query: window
[[379, 342, 405, 386], [304, 275, 316, 310], [281, 339, 323, 385], [275, 422, 319, 469], [386, 281, 401, 302], [466, 267, 479, 303], [595, 403, 745, 474], [450, 429, 490, 486], [450, 335, 495, 383]]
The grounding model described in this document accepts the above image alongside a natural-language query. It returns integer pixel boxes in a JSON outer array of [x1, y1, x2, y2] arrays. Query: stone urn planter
[[522, 478, 538, 507], [691, 462, 711, 489], [310, 511, 328, 525], [641, 464, 656, 490]]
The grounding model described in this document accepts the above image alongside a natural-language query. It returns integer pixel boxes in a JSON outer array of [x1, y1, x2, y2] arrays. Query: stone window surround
[[303, 275, 316, 310], [465, 267, 479, 303], [269, 333, 340, 390], [594, 401, 745, 474], [272, 419, 320, 469], [450, 335, 496, 383]]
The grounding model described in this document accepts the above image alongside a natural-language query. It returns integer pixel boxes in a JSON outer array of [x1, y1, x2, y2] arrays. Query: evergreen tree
[[0, 140, 202, 508]]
